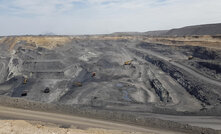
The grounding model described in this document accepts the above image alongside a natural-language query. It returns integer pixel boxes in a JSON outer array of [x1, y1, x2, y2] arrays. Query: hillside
[[145, 23, 221, 36]]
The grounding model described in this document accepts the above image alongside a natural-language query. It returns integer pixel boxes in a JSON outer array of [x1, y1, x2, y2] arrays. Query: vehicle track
[[0, 106, 186, 134], [130, 46, 221, 87]]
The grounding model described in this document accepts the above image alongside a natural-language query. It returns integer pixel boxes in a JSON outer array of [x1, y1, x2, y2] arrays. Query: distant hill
[[111, 32, 144, 36], [145, 23, 221, 36], [40, 32, 56, 36], [112, 23, 221, 37], [144, 30, 169, 36]]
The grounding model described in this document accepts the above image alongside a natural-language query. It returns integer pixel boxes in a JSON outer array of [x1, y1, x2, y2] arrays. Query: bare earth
[[0, 120, 147, 134], [0, 35, 221, 133]]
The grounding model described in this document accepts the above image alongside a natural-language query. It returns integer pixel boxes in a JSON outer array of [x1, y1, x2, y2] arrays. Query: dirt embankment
[[143, 35, 221, 50], [0, 36, 73, 50]]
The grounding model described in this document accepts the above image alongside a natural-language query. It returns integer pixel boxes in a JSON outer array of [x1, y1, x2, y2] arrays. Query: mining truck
[[188, 56, 193, 60], [23, 78, 28, 84], [73, 82, 82, 87]]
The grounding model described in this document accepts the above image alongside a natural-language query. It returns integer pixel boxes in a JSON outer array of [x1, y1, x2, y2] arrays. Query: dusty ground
[[0, 120, 147, 134], [0, 106, 190, 134], [0, 35, 221, 133]]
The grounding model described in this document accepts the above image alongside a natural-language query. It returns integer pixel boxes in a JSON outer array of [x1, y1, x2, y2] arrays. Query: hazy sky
[[0, 0, 221, 35]]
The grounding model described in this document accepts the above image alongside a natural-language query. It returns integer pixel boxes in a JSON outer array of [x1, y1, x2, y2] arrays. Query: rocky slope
[[0, 35, 220, 115]]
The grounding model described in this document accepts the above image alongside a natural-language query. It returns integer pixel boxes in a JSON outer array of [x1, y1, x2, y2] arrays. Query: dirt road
[[140, 113, 221, 130], [0, 106, 186, 134]]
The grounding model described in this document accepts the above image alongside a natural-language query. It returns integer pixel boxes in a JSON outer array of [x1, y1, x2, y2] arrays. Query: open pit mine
[[0, 23, 221, 134]]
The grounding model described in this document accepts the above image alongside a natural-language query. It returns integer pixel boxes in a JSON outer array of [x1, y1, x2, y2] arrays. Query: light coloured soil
[[1, 35, 220, 51], [0, 36, 73, 50], [0, 120, 149, 134], [143, 36, 221, 50]]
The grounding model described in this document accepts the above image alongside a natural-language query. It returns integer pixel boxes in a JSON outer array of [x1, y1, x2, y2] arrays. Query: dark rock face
[[181, 46, 219, 60], [145, 55, 221, 105], [150, 79, 172, 103], [198, 62, 221, 74]]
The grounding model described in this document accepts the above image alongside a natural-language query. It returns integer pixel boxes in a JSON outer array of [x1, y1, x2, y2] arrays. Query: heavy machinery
[[73, 82, 82, 87], [188, 56, 193, 60], [44, 87, 50, 93], [21, 90, 28, 96], [23, 78, 28, 84], [124, 60, 133, 65], [91, 72, 96, 77]]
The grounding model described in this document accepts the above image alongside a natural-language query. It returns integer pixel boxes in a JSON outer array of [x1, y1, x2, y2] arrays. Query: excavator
[[44, 87, 50, 93], [124, 60, 133, 65]]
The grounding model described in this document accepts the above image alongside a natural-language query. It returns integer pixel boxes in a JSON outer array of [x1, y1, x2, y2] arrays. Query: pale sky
[[0, 0, 221, 35]]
